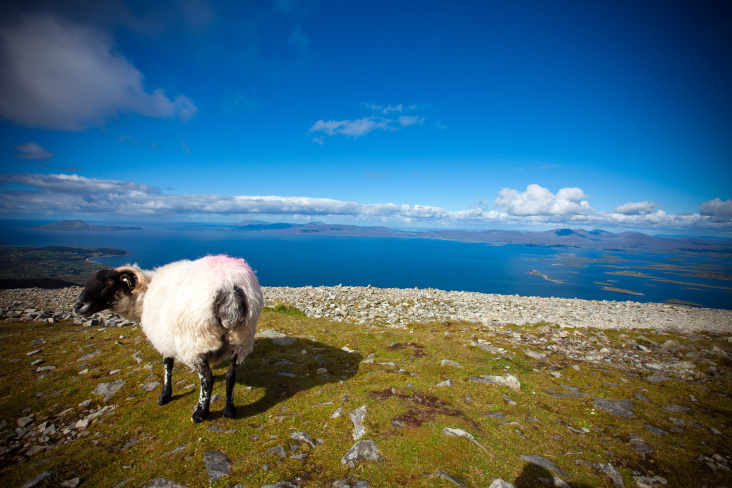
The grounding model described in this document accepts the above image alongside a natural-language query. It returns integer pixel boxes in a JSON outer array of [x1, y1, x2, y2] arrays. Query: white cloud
[[494, 184, 592, 216], [309, 117, 393, 138], [1, 173, 729, 231], [362, 103, 403, 114], [13, 143, 54, 161], [0, 13, 197, 131], [700, 198, 732, 220], [1, 173, 159, 195], [614, 201, 658, 215], [311, 102, 428, 142], [398, 115, 424, 127]]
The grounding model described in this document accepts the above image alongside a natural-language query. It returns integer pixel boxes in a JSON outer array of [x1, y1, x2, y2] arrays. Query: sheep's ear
[[120, 271, 137, 292], [115, 266, 145, 293]]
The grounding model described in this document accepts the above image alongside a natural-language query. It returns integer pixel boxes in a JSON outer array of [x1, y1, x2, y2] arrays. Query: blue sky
[[1, 0, 731, 234]]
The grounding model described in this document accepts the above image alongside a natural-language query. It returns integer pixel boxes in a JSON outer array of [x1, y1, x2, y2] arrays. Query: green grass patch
[[0, 310, 730, 487]]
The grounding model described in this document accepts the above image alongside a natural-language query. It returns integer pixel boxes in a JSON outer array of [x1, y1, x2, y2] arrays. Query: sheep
[[74, 255, 263, 423]]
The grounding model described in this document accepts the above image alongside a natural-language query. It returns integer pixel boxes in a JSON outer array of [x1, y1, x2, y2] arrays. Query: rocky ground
[[1, 286, 731, 487], [2, 285, 731, 333]]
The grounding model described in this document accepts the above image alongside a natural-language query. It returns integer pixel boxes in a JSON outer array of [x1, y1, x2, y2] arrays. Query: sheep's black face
[[74, 269, 136, 316]]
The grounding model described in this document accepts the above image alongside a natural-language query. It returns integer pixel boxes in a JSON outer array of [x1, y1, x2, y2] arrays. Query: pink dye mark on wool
[[194, 255, 254, 283]]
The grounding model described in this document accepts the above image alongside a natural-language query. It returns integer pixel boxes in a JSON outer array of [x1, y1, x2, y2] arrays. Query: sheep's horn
[[115, 266, 146, 294]]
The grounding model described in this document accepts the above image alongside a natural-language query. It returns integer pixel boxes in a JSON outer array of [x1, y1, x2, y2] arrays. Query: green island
[[528, 270, 565, 284], [593, 282, 645, 296], [0, 245, 129, 288]]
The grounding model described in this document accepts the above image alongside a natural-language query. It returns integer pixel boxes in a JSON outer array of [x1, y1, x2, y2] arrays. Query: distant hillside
[[233, 221, 732, 252], [34, 220, 142, 232], [0, 245, 130, 288]]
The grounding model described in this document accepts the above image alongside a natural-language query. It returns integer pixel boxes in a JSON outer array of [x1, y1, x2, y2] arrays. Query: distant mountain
[[268, 223, 410, 237], [34, 220, 142, 232], [235, 222, 299, 231], [233, 221, 731, 252], [421, 228, 731, 251]]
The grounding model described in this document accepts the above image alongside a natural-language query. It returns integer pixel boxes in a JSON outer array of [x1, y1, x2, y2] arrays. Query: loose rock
[[203, 450, 232, 483], [519, 455, 567, 477], [92, 380, 125, 401], [593, 398, 634, 418], [341, 440, 384, 468]]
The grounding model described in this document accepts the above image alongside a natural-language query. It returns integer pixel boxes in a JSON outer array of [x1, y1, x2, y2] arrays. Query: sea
[[2, 220, 731, 310]]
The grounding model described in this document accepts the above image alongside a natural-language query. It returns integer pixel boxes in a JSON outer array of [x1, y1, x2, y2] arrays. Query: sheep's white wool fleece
[[140, 255, 263, 367]]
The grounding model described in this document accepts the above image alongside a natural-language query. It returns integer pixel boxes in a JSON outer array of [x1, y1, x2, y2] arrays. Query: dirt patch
[[406, 342, 427, 358], [368, 389, 481, 430], [368, 388, 397, 401]]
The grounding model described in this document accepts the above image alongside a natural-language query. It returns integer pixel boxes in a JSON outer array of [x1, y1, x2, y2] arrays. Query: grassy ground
[[1, 307, 730, 487]]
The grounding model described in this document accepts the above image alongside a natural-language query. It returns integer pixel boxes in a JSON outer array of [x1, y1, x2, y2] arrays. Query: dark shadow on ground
[[231, 337, 362, 418], [514, 463, 592, 488]]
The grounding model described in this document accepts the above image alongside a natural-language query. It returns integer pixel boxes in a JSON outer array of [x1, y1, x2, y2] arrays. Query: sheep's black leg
[[223, 354, 238, 419], [192, 359, 214, 423], [158, 356, 174, 405]]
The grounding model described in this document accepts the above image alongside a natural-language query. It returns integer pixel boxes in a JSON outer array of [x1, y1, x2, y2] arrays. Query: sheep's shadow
[[225, 337, 362, 419]]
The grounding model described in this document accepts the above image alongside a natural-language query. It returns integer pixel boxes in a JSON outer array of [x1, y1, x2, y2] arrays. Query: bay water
[[2, 220, 730, 309]]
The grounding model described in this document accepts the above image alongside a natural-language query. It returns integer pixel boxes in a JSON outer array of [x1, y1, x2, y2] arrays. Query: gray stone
[[576, 459, 624, 488], [92, 380, 125, 401], [470, 341, 504, 354], [441, 359, 463, 368], [645, 424, 668, 436], [662, 404, 690, 413], [634, 475, 668, 487], [78, 350, 101, 361], [523, 349, 549, 361], [19, 471, 57, 488], [25, 445, 46, 457], [593, 397, 634, 418], [431, 470, 467, 487], [628, 434, 654, 456], [60, 478, 81, 488], [537, 477, 572, 487], [290, 431, 316, 447], [256, 329, 295, 346], [502, 395, 517, 406], [141, 479, 188, 488], [519, 455, 567, 477], [341, 440, 384, 468], [443, 427, 491, 455], [470, 374, 520, 391], [488, 478, 517, 488], [484, 411, 506, 420], [263, 445, 286, 457], [349, 405, 367, 441], [333, 475, 371, 488], [17, 416, 34, 427], [634, 392, 651, 402], [141, 380, 161, 392], [436, 379, 453, 387], [203, 450, 232, 482]]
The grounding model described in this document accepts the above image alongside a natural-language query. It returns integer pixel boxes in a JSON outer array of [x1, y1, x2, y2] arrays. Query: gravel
[[1, 285, 730, 334]]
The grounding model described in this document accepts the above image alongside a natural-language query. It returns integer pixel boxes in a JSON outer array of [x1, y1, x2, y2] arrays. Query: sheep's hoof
[[223, 405, 236, 419], [191, 405, 208, 423], [158, 394, 172, 406]]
